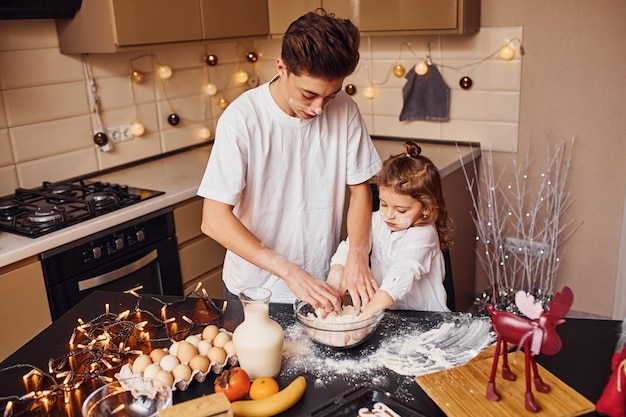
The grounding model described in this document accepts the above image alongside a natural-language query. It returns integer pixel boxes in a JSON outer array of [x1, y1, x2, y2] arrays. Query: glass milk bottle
[[232, 287, 284, 379]]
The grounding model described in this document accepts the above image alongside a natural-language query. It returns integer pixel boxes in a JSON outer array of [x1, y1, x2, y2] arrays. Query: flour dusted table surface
[[0, 291, 619, 417]]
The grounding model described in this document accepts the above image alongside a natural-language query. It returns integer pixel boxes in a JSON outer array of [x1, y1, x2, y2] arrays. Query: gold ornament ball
[[131, 70, 144, 84], [392, 64, 406, 78], [217, 97, 229, 110]]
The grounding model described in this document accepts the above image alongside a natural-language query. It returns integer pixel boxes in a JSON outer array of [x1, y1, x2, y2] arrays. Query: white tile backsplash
[[0, 21, 522, 192]]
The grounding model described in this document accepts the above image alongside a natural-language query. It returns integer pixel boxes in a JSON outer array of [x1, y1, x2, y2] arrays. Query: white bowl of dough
[[293, 299, 384, 348]]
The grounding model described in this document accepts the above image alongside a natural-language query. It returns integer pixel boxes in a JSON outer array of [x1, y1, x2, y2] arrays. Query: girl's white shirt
[[197, 79, 382, 303], [332, 211, 450, 312]]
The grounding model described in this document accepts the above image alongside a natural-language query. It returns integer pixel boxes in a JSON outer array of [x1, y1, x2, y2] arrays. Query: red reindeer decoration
[[486, 286, 574, 412]]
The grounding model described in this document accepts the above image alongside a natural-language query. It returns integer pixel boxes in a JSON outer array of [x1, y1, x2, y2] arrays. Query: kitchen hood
[[0, 0, 82, 19]]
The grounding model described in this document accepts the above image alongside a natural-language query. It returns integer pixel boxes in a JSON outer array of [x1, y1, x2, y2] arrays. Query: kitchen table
[[0, 290, 618, 417]]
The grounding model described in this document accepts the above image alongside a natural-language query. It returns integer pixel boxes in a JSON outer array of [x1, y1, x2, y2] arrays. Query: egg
[[150, 348, 167, 364], [155, 369, 174, 387], [172, 363, 192, 381], [196, 339, 212, 356], [176, 341, 198, 364], [143, 363, 162, 379], [213, 331, 231, 348], [202, 325, 219, 341], [131, 354, 152, 374], [168, 341, 180, 357], [189, 354, 210, 373], [223, 340, 236, 356], [185, 335, 202, 347], [207, 346, 227, 365], [159, 354, 180, 372]]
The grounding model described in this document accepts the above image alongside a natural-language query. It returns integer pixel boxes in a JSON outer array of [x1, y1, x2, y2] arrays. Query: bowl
[[82, 376, 172, 417], [293, 298, 384, 348]]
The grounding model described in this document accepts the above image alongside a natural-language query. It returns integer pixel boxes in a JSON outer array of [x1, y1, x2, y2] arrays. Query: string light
[[157, 64, 173, 79], [0, 286, 226, 417], [392, 64, 406, 78], [129, 121, 145, 137], [246, 51, 258, 62], [204, 83, 218, 96], [130, 70, 144, 84], [363, 85, 376, 99], [233, 69, 249, 84], [204, 54, 218, 66], [500, 44, 515, 61], [414, 60, 429, 76]]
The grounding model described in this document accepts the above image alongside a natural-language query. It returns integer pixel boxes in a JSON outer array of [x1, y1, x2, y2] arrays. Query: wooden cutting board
[[415, 348, 595, 417]]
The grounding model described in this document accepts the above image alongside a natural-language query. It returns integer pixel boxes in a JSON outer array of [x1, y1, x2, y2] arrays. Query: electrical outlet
[[100, 124, 132, 142], [505, 237, 550, 259]]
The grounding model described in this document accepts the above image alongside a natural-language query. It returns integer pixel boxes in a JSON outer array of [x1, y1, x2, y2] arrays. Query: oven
[[40, 207, 183, 320]]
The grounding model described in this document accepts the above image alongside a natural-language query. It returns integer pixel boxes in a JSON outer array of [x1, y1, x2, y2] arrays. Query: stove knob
[[136, 230, 145, 242], [115, 237, 124, 250], [92, 246, 102, 259]]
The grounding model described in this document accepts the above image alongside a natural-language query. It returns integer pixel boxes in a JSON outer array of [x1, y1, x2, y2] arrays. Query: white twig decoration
[[460, 137, 581, 310]]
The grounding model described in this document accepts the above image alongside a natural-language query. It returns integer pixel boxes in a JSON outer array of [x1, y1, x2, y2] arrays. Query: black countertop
[[0, 291, 619, 417]]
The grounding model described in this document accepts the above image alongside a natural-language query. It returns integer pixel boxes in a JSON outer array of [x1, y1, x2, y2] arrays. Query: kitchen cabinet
[[56, 0, 269, 54], [268, 0, 480, 36], [0, 257, 52, 362], [174, 197, 226, 299]]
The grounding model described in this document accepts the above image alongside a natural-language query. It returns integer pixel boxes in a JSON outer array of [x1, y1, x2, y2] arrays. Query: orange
[[248, 377, 280, 400]]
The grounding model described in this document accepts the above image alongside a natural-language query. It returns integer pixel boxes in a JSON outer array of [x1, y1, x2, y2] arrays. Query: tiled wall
[[0, 20, 522, 196]]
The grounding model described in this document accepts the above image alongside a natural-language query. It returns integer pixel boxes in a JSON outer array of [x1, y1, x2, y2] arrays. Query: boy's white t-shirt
[[332, 211, 450, 312], [197, 79, 382, 303]]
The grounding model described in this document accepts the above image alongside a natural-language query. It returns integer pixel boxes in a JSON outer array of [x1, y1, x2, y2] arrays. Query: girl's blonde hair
[[376, 141, 453, 249]]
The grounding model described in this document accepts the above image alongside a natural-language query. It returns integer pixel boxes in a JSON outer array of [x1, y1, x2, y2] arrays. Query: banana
[[230, 375, 307, 417]]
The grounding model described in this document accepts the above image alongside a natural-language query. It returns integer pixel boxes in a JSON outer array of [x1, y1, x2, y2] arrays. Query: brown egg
[[176, 341, 198, 364], [213, 331, 231, 348], [202, 325, 219, 341], [150, 348, 168, 364], [172, 363, 192, 381], [132, 354, 152, 374], [189, 354, 210, 373], [207, 346, 227, 365], [155, 369, 174, 387]]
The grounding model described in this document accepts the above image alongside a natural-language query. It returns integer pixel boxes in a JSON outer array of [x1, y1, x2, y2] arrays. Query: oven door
[[42, 209, 183, 320]]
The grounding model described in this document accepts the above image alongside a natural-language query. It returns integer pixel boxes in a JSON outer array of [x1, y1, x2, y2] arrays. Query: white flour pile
[[279, 311, 495, 400]]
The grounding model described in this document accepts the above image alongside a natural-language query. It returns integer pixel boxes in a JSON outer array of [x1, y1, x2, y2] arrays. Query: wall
[[480, 0, 626, 318]]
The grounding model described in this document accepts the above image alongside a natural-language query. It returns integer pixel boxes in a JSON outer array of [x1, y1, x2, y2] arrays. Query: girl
[[328, 141, 453, 317]]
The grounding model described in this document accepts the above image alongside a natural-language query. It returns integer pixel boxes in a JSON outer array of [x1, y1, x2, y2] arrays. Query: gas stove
[[0, 180, 164, 238]]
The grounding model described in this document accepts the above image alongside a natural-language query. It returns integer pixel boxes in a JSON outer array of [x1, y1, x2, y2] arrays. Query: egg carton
[[116, 329, 238, 392]]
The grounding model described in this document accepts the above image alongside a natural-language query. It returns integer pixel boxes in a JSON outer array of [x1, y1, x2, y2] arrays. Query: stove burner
[[0, 179, 164, 238], [89, 192, 117, 208], [26, 205, 67, 225]]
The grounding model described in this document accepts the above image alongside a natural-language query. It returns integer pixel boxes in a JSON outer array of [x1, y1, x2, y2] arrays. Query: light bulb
[[204, 83, 218, 96], [363, 86, 376, 100], [157, 65, 173, 79], [392, 64, 406, 78], [129, 121, 145, 137], [198, 126, 212, 139], [415, 60, 429, 76], [204, 54, 218, 66], [246, 51, 258, 63], [131, 70, 144, 84], [217, 97, 229, 110], [233, 69, 249, 84], [500, 45, 515, 61]]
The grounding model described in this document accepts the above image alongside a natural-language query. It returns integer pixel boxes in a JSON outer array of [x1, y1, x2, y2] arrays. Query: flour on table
[[279, 311, 496, 402]]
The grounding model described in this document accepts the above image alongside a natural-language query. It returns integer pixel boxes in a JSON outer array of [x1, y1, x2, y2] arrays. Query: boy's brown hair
[[281, 9, 360, 80]]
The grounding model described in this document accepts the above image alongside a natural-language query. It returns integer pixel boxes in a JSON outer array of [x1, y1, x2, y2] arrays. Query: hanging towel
[[399, 64, 450, 122]]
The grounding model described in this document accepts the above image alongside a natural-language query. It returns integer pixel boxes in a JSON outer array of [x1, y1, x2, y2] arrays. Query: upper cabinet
[[268, 0, 481, 36], [56, 0, 269, 54]]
